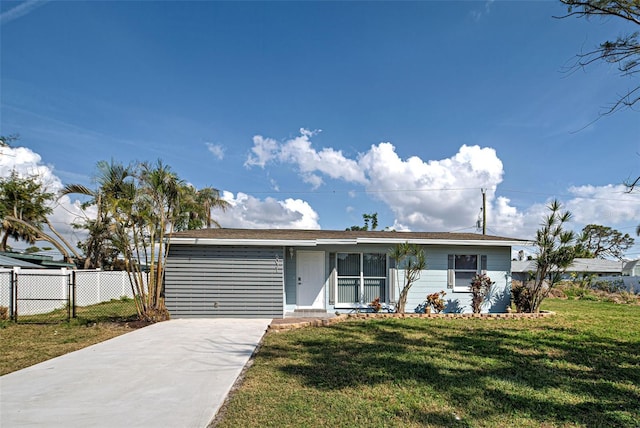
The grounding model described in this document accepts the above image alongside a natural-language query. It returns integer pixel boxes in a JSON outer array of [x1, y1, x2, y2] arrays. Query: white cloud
[[0, 146, 61, 191], [245, 135, 280, 168], [245, 128, 367, 187], [566, 184, 640, 225], [359, 142, 507, 232], [244, 131, 517, 232], [217, 191, 320, 229], [205, 143, 225, 160]]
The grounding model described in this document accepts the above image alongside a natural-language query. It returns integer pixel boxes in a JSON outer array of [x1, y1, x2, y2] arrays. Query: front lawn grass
[[0, 299, 139, 376], [216, 299, 640, 428]]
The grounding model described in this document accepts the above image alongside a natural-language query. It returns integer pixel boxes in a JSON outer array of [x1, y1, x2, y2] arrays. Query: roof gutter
[[355, 237, 529, 247], [171, 237, 530, 247], [170, 238, 319, 246]]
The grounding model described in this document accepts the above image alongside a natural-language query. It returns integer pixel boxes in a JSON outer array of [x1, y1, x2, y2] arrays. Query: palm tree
[[133, 160, 182, 318], [59, 160, 134, 269], [389, 242, 426, 313], [62, 159, 228, 321], [175, 185, 229, 231], [195, 186, 229, 228]]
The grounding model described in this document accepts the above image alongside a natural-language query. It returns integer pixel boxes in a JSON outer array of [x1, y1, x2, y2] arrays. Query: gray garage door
[[165, 245, 284, 318]]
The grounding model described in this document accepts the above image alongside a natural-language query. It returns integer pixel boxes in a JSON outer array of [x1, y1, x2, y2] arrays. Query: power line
[[227, 186, 639, 203]]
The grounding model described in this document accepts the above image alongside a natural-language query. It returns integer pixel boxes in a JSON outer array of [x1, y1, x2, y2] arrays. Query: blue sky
[[1, 1, 639, 258]]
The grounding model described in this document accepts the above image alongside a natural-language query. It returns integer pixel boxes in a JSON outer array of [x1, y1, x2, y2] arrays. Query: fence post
[[12, 267, 20, 322], [9, 268, 18, 321], [96, 269, 101, 303], [72, 270, 77, 318]]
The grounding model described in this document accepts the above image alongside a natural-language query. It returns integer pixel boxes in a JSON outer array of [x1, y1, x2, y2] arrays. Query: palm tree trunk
[[0, 230, 9, 252], [44, 218, 82, 260], [5, 216, 74, 263]]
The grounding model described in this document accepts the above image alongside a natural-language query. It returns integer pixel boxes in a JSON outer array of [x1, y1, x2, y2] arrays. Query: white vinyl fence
[[0, 268, 147, 317]]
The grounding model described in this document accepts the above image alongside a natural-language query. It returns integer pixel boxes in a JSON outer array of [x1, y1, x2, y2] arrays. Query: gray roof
[[623, 259, 640, 272], [170, 228, 526, 246], [569, 258, 623, 273], [512, 258, 624, 274], [511, 260, 537, 273], [0, 254, 44, 269]]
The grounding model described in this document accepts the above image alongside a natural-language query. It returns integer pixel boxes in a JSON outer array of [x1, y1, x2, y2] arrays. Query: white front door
[[296, 251, 325, 309]]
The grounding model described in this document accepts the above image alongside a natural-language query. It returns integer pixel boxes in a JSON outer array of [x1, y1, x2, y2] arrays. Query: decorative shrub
[[592, 278, 624, 294], [369, 297, 382, 312], [511, 282, 533, 313], [425, 290, 447, 313], [470, 274, 494, 314]]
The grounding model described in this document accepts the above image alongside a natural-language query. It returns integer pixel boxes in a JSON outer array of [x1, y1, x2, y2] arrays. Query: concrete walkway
[[0, 318, 271, 428]]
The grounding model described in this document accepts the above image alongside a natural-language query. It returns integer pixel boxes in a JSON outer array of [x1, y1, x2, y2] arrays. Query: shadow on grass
[[269, 316, 640, 427]]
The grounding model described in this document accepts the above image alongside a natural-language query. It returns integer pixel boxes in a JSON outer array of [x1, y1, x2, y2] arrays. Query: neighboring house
[[165, 228, 525, 318], [0, 254, 44, 269], [511, 258, 624, 282], [623, 259, 640, 276], [0, 252, 75, 269]]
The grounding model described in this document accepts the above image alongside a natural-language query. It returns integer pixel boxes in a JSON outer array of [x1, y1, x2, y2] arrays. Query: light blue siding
[[397, 245, 512, 314], [241, 243, 513, 314]]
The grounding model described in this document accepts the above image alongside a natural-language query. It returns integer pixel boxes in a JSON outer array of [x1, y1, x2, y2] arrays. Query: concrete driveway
[[0, 318, 271, 428]]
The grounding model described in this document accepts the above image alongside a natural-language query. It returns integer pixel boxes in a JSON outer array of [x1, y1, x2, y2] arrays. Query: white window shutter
[[389, 268, 396, 303], [447, 254, 454, 288]]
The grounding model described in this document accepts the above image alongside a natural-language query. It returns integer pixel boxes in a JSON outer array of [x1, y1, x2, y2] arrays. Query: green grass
[[15, 297, 138, 324], [0, 299, 139, 375], [217, 299, 640, 428]]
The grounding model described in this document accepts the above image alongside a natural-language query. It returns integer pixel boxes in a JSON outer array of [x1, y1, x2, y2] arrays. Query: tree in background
[[389, 242, 426, 313], [0, 171, 80, 262], [558, 0, 640, 115], [0, 135, 19, 147], [574, 224, 635, 259], [0, 171, 53, 251], [346, 213, 378, 231], [514, 200, 576, 313]]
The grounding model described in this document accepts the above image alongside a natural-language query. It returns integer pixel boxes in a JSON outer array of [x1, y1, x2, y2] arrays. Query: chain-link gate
[[14, 271, 73, 323], [2, 269, 142, 323]]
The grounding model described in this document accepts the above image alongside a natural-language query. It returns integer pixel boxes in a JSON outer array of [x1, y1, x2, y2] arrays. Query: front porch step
[[286, 309, 335, 319]]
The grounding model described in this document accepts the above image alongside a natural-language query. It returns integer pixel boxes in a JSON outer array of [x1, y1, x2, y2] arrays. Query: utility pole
[[481, 188, 486, 235]]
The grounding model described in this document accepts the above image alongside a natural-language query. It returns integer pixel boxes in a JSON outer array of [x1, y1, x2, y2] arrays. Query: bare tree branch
[[556, 0, 640, 25], [556, 1, 640, 115]]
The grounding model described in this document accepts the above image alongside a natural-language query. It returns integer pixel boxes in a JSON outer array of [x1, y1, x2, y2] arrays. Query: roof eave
[[171, 237, 528, 247], [356, 237, 527, 246], [170, 238, 318, 246]]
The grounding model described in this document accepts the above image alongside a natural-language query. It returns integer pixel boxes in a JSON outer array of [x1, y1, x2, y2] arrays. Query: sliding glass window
[[336, 253, 387, 306]]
